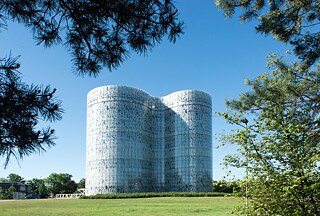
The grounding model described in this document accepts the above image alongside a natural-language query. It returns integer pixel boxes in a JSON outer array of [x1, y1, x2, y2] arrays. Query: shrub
[[81, 192, 228, 199]]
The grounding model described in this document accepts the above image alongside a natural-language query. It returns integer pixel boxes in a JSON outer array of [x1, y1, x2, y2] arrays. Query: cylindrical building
[[86, 86, 212, 195], [162, 90, 212, 192], [86, 86, 153, 195]]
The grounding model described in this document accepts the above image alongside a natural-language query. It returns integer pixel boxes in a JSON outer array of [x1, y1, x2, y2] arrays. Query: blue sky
[[0, 1, 290, 182]]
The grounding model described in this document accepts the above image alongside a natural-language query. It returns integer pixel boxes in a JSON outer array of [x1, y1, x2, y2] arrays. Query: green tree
[[0, 0, 183, 75], [219, 55, 320, 215], [216, 1, 320, 214], [215, 0, 320, 67], [6, 185, 16, 199], [46, 173, 77, 196], [77, 178, 85, 189], [0, 57, 63, 167], [6, 173, 24, 183], [27, 178, 48, 196], [212, 180, 240, 194], [0, 187, 6, 199]]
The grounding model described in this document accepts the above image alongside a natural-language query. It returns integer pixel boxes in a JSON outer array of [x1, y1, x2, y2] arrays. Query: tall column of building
[[150, 98, 166, 192], [162, 90, 212, 192], [86, 86, 153, 195]]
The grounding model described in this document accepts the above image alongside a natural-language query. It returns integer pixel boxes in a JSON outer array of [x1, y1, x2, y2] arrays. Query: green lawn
[[0, 197, 242, 216]]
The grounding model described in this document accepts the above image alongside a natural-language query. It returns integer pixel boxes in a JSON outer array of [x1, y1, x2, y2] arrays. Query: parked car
[[40, 194, 49, 199], [24, 194, 41, 199]]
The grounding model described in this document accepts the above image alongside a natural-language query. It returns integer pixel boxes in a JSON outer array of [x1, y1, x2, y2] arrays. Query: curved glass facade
[[86, 86, 212, 195]]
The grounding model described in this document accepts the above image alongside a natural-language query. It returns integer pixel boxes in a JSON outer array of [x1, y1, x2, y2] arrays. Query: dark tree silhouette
[[216, 0, 320, 67], [0, 56, 63, 167], [0, 0, 184, 76], [0, 1, 183, 166]]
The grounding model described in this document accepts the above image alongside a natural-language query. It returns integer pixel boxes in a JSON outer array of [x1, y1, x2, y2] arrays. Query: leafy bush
[[212, 180, 241, 194], [81, 192, 228, 199]]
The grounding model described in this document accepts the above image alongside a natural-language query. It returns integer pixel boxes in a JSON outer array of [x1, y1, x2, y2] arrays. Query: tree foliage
[[0, 187, 6, 199], [0, 0, 184, 76], [0, 173, 82, 198], [212, 180, 240, 193], [45, 173, 77, 195], [6, 185, 15, 199], [0, 56, 63, 167], [6, 173, 24, 183], [0, 1, 183, 166], [216, 1, 320, 214], [77, 178, 85, 189], [219, 55, 320, 215], [27, 178, 48, 196], [216, 0, 320, 67]]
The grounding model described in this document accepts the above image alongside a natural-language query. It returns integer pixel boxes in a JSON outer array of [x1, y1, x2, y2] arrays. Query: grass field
[[0, 197, 242, 216]]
